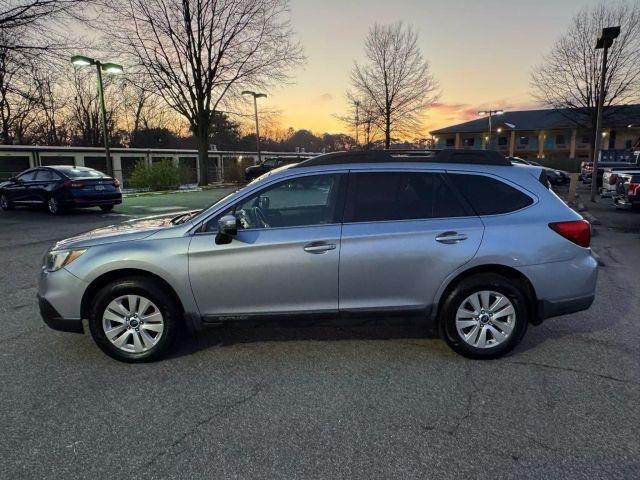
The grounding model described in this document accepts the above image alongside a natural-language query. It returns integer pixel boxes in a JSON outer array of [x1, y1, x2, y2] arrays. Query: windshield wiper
[[171, 211, 200, 225]]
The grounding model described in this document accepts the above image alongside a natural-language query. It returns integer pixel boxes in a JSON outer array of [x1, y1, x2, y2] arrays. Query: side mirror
[[9, 176, 17, 183], [215, 214, 238, 245]]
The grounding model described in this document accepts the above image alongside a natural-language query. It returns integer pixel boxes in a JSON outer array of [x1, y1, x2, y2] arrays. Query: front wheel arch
[[434, 264, 538, 325]]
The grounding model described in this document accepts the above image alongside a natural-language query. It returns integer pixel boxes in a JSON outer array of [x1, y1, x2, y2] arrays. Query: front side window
[[448, 173, 533, 215], [207, 173, 344, 231], [344, 172, 467, 223], [17, 170, 38, 182]]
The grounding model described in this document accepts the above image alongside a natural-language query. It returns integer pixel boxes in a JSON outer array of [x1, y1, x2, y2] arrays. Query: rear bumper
[[538, 294, 595, 321], [38, 294, 83, 333]]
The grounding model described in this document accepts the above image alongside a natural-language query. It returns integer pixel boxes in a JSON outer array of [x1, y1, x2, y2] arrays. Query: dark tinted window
[[344, 172, 467, 223], [17, 170, 37, 182], [36, 169, 60, 181], [448, 174, 533, 215]]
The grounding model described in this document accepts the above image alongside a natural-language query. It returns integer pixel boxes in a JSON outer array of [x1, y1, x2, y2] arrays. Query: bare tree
[[105, 0, 304, 184], [349, 22, 439, 149], [531, 2, 640, 154], [335, 92, 381, 149]]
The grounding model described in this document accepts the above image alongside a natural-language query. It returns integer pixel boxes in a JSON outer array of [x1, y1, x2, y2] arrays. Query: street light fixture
[[477, 109, 504, 150], [590, 26, 621, 202], [242, 90, 267, 164], [70, 55, 124, 177]]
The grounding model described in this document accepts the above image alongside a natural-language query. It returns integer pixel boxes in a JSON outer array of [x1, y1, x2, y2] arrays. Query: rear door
[[32, 169, 62, 203], [339, 170, 484, 314]]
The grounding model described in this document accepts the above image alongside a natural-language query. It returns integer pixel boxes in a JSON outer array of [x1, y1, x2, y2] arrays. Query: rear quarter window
[[448, 173, 533, 215]]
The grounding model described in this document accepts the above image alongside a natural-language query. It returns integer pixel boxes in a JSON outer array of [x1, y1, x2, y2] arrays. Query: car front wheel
[[0, 193, 14, 210], [440, 273, 529, 359], [88, 277, 180, 362]]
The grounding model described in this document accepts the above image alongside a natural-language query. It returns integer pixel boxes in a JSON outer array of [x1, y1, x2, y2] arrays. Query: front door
[[5, 169, 38, 204], [189, 172, 346, 320], [339, 170, 484, 314]]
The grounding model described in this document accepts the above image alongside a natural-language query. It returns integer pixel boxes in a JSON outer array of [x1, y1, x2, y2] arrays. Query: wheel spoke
[[104, 324, 126, 340], [114, 299, 130, 317], [141, 322, 163, 333], [456, 319, 478, 329], [104, 310, 126, 324], [140, 329, 157, 347], [137, 297, 151, 317], [476, 326, 488, 348], [492, 318, 513, 335], [127, 295, 139, 315], [489, 295, 509, 313], [456, 307, 476, 319], [141, 311, 162, 323], [464, 324, 480, 345], [480, 291, 491, 310], [487, 325, 507, 342], [132, 332, 144, 352], [493, 305, 515, 321], [113, 330, 131, 348], [468, 294, 481, 315]]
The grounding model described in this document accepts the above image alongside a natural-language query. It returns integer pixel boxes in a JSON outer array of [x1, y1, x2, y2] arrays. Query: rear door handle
[[435, 231, 468, 244], [303, 242, 336, 254]]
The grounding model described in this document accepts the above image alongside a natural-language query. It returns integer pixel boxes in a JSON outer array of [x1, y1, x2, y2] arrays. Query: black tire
[[47, 196, 63, 215], [0, 193, 14, 210], [100, 205, 114, 212], [439, 273, 529, 359], [88, 277, 181, 362]]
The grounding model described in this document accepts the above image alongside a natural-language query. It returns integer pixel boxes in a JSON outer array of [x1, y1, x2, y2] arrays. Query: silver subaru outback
[[38, 150, 598, 362]]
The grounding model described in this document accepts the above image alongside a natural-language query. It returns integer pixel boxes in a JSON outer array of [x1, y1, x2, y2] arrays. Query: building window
[[445, 138, 455, 147], [519, 136, 529, 146], [555, 134, 566, 145], [463, 137, 475, 147], [580, 134, 590, 145], [498, 136, 508, 146]]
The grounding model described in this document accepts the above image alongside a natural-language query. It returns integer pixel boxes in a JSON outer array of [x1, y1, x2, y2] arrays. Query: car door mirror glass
[[216, 214, 238, 244]]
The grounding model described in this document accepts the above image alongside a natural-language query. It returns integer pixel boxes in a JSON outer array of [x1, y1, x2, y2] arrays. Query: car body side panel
[[339, 217, 484, 311]]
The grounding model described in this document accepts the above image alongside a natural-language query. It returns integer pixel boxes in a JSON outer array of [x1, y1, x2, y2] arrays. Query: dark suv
[[0, 166, 121, 214], [245, 157, 307, 182]]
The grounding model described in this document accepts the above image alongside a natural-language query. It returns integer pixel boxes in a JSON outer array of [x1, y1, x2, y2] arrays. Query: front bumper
[[38, 295, 83, 333]]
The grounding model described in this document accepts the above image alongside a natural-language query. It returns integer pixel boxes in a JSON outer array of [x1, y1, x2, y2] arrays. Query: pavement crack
[[506, 360, 637, 385], [140, 385, 264, 471]]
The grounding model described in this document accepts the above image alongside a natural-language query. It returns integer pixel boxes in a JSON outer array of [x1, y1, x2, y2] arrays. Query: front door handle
[[303, 242, 336, 254], [435, 231, 468, 244]]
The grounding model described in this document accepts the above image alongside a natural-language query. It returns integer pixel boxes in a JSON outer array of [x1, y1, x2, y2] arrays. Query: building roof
[[430, 104, 640, 135]]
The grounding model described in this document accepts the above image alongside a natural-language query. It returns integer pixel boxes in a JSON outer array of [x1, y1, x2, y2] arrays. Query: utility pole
[[590, 26, 621, 202], [354, 99, 361, 148], [242, 90, 267, 164], [478, 109, 504, 150]]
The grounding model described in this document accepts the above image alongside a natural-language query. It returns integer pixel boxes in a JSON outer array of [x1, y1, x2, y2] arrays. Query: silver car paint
[[39, 161, 598, 328]]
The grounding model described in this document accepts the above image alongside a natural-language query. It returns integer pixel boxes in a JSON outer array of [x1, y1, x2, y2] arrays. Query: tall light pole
[[478, 109, 504, 150], [590, 26, 620, 202], [71, 55, 123, 177], [242, 90, 267, 164], [354, 99, 361, 148]]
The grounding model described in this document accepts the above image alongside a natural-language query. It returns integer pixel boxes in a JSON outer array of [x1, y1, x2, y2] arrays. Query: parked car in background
[[244, 156, 307, 182], [0, 166, 121, 215], [508, 157, 569, 185], [601, 167, 640, 198], [613, 172, 640, 210], [39, 149, 597, 362], [581, 160, 640, 187]]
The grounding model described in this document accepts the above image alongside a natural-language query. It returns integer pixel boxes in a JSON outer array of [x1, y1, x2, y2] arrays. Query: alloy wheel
[[48, 197, 59, 214], [102, 294, 165, 354], [455, 290, 515, 349], [0, 195, 7, 209]]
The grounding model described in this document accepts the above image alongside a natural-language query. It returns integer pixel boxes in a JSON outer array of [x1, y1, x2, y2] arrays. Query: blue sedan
[[0, 166, 122, 214]]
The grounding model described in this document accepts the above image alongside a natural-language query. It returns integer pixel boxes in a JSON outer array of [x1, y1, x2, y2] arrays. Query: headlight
[[43, 249, 86, 272]]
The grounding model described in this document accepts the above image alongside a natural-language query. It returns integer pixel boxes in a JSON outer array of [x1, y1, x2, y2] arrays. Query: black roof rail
[[292, 149, 511, 168]]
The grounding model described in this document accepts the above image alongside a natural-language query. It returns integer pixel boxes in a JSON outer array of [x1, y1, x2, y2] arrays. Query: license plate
[[95, 185, 105, 191]]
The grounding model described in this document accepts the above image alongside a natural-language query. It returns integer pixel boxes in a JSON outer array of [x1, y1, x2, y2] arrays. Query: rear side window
[[344, 172, 467, 223], [448, 173, 533, 215]]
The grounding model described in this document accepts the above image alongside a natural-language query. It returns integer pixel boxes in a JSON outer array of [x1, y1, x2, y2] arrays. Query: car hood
[[52, 210, 199, 250]]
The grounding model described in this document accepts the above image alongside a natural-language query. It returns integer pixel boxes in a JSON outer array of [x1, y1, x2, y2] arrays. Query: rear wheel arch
[[435, 264, 538, 323], [81, 269, 185, 322]]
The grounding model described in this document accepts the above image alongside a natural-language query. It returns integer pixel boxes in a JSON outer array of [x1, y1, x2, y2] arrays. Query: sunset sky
[[266, 0, 600, 136]]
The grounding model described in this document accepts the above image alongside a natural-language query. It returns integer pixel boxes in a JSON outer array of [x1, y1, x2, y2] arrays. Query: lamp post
[[71, 55, 123, 177], [354, 99, 361, 148], [590, 26, 621, 202], [242, 90, 267, 164], [478, 109, 504, 150]]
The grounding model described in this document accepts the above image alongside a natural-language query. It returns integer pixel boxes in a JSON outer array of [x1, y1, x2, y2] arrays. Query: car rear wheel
[[100, 205, 114, 212], [47, 197, 63, 215], [440, 273, 529, 359], [0, 193, 14, 210], [88, 277, 181, 362]]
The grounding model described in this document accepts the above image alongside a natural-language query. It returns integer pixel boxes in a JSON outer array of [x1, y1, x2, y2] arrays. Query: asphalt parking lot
[[1, 192, 639, 479]]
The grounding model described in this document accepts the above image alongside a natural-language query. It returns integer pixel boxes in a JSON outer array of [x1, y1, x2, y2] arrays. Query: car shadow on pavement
[[169, 317, 442, 359]]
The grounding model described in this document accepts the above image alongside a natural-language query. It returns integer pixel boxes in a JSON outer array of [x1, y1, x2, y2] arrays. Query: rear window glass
[[60, 168, 106, 178], [344, 172, 467, 222], [448, 174, 533, 215]]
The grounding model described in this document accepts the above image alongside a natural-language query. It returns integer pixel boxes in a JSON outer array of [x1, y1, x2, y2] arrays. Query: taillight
[[549, 220, 591, 248], [609, 174, 618, 185], [628, 182, 640, 196], [113, 179, 121, 188], [63, 180, 85, 189]]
